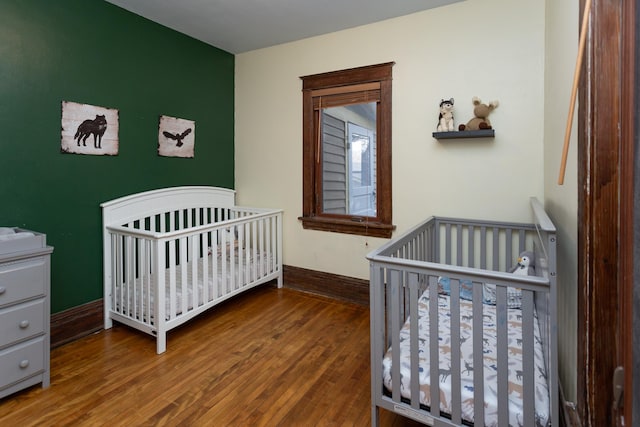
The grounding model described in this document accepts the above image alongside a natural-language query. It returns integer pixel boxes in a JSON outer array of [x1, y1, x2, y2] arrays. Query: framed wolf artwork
[[60, 101, 119, 156]]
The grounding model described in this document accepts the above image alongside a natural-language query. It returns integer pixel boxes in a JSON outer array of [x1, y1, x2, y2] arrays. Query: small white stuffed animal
[[510, 251, 535, 276], [437, 98, 455, 131]]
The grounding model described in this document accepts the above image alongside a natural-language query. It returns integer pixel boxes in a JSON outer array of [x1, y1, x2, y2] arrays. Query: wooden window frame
[[299, 62, 395, 238]]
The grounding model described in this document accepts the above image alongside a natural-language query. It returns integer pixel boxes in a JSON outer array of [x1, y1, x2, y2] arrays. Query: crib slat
[[236, 224, 244, 290], [389, 269, 402, 403], [522, 289, 535, 427], [125, 236, 133, 318], [155, 239, 166, 353], [134, 237, 142, 320], [245, 220, 251, 283], [258, 217, 264, 277], [271, 215, 277, 276], [239, 224, 244, 290], [170, 209, 176, 233], [492, 227, 499, 271], [472, 285, 485, 425], [191, 234, 198, 308], [254, 220, 264, 280], [235, 224, 242, 290], [496, 286, 509, 427], [168, 239, 176, 319], [212, 230, 220, 298], [265, 217, 272, 277], [428, 279, 440, 417], [519, 229, 527, 259], [456, 224, 462, 266], [121, 234, 128, 317], [114, 235, 122, 316], [220, 229, 228, 294], [409, 230, 416, 260], [408, 274, 420, 410], [262, 217, 275, 274], [467, 225, 475, 268], [137, 237, 143, 321], [432, 220, 440, 263], [137, 238, 144, 320], [201, 231, 215, 302], [127, 236, 134, 319], [180, 237, 188, 315], [201, 232, 209, 304], [259, 219, 265, 278], [228, 226, 235, 292], [252, 220, 258, 282], [480, 226, 487, 269], [506, 228, 513, 270], [132, 236, 139, 319], [449, 279, 462, 424], [143, 239, 151, 323], [445, 223, 452, 265]]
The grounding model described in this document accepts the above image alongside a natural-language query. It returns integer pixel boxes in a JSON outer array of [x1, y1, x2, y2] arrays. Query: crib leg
[[371, 404, 380, 427], [104, 290, 112, 329], [156, 333, 167, 354], [277, 272, 283, 288]]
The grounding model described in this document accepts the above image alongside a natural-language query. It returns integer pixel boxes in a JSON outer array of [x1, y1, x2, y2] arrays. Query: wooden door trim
[[577, 0, 635, 425], [620, 0, 635, 423]]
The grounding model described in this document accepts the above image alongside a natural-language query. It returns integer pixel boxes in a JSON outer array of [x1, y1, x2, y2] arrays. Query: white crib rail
[[103, 205, 282, 353]]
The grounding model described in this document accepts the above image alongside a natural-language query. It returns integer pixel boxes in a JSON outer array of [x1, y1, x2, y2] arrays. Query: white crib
[[101, 186, 283, 354]]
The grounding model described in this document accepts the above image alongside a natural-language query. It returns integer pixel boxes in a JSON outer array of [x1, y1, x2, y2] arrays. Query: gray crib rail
[[368, 197, 557, 427]]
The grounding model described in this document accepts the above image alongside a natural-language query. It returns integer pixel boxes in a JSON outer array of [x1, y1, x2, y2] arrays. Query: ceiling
[[105, 0, 463, 54]]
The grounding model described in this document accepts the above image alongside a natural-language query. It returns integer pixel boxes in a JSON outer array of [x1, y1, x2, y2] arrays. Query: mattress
[[113, 251, 272, 321], [382, 291, 550, 427]]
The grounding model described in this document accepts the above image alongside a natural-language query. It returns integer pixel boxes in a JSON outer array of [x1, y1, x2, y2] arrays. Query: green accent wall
[[0, 0, 235, 313]]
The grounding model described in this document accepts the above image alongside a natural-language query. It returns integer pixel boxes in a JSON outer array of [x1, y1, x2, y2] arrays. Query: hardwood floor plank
[[0, 286, 420, 426]]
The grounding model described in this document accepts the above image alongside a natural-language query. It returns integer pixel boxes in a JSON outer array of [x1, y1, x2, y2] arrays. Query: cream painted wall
[[235, 0, 546, 280], [544, 0, 579, 403]]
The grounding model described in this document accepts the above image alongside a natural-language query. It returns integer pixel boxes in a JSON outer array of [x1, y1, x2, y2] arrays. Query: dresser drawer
[[0, 337, 45, 390], [0, 259, 46, 306], [0, 299, 45, 348]]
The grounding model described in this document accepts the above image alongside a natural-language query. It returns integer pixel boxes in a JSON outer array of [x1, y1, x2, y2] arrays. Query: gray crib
[[367, 198, 557, 427]]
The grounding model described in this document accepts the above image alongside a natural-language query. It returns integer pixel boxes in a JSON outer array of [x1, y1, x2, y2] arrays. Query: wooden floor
[[0, 285, 422, 426]]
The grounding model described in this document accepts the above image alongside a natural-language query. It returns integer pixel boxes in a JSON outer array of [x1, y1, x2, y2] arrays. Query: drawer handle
[[0, 286, 5, 295], [19, 320, 30, 329], [19, 359, 30, 369]]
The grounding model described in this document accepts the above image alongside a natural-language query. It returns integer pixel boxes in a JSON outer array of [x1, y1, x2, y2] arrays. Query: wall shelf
[[432, 129, 495, 140]]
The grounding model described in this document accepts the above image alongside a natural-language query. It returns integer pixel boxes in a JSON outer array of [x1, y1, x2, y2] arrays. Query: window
[[299, 62, 395, 238]]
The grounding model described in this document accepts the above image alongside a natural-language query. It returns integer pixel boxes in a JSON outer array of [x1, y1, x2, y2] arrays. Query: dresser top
[[0, 228, 50, 259]]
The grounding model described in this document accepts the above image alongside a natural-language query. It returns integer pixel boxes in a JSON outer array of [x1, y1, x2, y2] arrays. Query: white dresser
[[0, 229, 53, 399]]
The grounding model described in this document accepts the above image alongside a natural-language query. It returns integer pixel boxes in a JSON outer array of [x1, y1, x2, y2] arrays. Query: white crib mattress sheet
[[114, 252, 272, 321], [382, 292, 550, 427]]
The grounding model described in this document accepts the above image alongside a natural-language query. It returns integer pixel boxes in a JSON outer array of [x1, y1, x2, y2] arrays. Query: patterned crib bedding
[[114, 251, 272, 321], [382, 291, 550, 427]]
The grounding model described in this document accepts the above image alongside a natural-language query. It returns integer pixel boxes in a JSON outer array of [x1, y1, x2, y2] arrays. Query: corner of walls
[[543, 0, 579, 403]]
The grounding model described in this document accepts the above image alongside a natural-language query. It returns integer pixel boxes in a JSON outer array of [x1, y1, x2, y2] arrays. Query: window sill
[[298, 216, 395, 238]]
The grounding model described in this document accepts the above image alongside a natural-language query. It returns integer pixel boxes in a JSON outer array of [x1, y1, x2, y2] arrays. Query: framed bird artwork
[[158, 115, 195, 158]]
